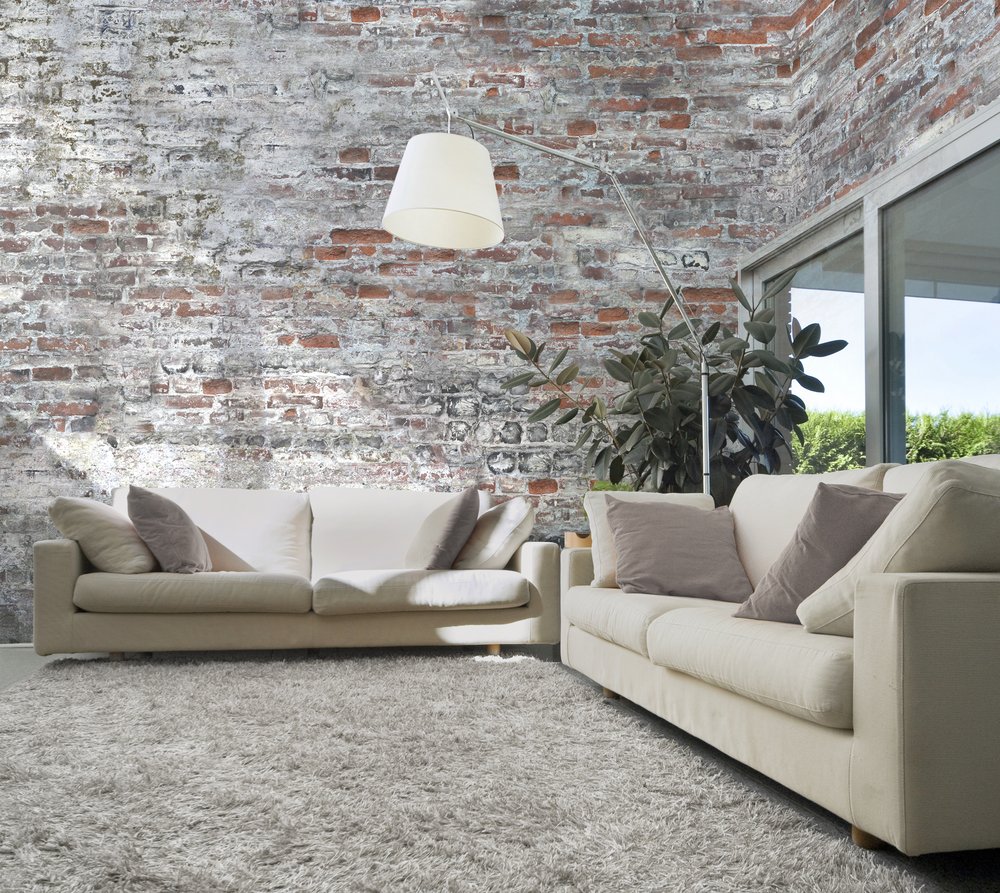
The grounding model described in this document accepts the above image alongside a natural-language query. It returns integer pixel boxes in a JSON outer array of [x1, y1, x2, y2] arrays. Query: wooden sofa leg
[[109, 652, 124, 662], [486, 644, 501, 656], [602, 686, 620, 700], [851, 825, 887, 850]]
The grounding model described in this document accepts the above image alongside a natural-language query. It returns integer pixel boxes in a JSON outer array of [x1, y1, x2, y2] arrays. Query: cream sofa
[[34, 486, 559, 655], [561, 456, 1000, 856]]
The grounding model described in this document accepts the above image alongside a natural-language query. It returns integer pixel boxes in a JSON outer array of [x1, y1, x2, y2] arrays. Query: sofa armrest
[[560, 548, 595, 648], [851, 571, 1000, 855], [506, 541, 560, 644], [33, 539, 87, 655]]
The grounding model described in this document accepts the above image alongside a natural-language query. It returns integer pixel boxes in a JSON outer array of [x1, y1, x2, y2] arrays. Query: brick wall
[[1, 0, 998, 642]]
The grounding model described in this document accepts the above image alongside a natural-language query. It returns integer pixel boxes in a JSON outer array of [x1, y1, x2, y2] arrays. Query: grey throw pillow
[[606, 498, 751, 601], [734, 483, 904, 624], [127, 486, 212, 574], [405, 486, 482, 570]]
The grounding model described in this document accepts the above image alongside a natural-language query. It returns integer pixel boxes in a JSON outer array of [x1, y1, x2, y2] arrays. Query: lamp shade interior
[[382, 132, 504, 250]]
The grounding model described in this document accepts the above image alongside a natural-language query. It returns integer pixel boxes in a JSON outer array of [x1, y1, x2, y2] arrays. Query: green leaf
[[604, 359, 632, 383], [501, 372, 536, 390], [729, 277, 752, 313], [796, 373, 825, 393], [701, 321, 721, 345], [609, 455, 625, 484], [555, 363, 579, 386], [717, 336, 749, 354], [658, 297, 675, 318], [667, 321, 692, 340], [741, 383, 775, 410], [554, 407, 579, 425], [761, 267, 797, 302], [744, 321, 777, 344], [593, 396, 607, 420], [547, 347, 569, 374], [791, 323, 821, 357], [708, 372, 736, 396], [744, 350, 790, 374], [526, 397, 562, 422], [803, 339, 847, 358], [503, 328, 533, 355], [637, 311, 662, 329]]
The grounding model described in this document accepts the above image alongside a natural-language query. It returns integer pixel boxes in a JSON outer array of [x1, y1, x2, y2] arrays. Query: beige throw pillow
[[128, 485, 212, 574], [404, 486, 481, 570], [606, 499, 752, 601], [797, 461, 1000, 637], [453, 497, 535, 570], [49, 497, 157, 574], [584, 490, 715, 588]]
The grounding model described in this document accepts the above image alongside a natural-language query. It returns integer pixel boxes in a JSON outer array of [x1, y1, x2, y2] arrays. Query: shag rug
[[1, 652, 928, 892]]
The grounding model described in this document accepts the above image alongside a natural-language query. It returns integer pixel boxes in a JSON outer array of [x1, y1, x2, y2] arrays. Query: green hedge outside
[[793, 411, 1000, 474]]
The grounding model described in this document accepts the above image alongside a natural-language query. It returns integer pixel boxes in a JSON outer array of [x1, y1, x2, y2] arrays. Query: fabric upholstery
[[584, 491, 715, 588], [647, 607, 854, 729], [312, 569, 529, 615], [607, 499, 751, 601], [881, 453, 1000, 494], [127, 486, 212, 573], [734, 484, 903, 623], [309, 487, 460, 577], [798, 461, 1000, 636], [453, 497, 535, 570], [32, 539, 87, 655], [728, 464, 895, 587], [112, 486, 311, 577], [48, 497, 156, 574], [405, 486, 482, 569], [74, 572, 313, 614], [563, 586, 732, 657]]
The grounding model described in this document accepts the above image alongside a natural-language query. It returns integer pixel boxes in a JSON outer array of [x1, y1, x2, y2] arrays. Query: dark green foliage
[[502, 275, 846, 504], [793, 411, 1000, 473]]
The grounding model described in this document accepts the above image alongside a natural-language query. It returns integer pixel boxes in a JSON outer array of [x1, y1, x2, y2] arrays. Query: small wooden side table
[[564, 532, 592, 549]]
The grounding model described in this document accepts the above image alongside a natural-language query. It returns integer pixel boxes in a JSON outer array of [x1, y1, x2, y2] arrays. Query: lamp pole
[[432, 78, 713, 497]]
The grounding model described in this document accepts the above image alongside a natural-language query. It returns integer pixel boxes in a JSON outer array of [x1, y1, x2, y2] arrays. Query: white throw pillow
[[453, 497, 535, 570], [49, 496, 157, 574], [797, 460, 1000, 637], [584, 490, 716, 588]]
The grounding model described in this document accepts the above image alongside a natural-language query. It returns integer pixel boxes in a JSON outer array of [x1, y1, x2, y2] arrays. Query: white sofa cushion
[[728, 464, 895, 587], [881, 453, 1000, 494], [312, 569, 530, 615], [798, 460, 1000, 637], [454, 497, 535, 570], [563, 587, 733, 657], [74, 572, 313, 614], [584, 491, 715, 588], [112, 487, 311, 577], [310, 488, 470, 578], [49, 497, 157, 574], [647, 607, 855, 729]]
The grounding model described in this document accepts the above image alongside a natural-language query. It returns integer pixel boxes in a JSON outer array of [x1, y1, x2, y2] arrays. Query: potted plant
[[502, 274, 846, 505]]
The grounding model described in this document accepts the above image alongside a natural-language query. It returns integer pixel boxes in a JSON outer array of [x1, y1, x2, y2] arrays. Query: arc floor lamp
[[381, 77, 712, 496]]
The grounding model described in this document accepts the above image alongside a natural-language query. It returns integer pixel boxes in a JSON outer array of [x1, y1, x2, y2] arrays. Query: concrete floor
[[0, 644, 110, 692]]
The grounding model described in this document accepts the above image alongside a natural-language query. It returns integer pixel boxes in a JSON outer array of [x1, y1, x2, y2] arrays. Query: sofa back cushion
[[310, 487, 481, 579], [111, 487, 311, 577], [881, 453, 1000, 494], [728, 464, 895, 587]]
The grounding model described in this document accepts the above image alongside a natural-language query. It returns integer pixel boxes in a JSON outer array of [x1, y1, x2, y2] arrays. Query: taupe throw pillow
[[734, 483, 904, 624], [606, 498, 751, 601], [405, 486, 482, 570], [127, 485, 212, 574]]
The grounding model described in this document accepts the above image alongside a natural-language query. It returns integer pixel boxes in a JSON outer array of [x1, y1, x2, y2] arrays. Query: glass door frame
[[739, 99, 1000, 465]]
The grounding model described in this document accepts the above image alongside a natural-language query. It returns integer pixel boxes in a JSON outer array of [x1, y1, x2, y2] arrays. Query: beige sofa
[[34, 486, 559, 655], [561, 456, 1000, 856]]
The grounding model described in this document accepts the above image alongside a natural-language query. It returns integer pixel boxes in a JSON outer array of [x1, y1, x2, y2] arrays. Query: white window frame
[[738, 99, 1000, 464]]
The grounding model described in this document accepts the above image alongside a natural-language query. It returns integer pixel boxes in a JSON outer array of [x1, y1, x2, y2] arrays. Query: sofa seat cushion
[[74, 572, 313, 614], [647, 608, 854, 729], [312, 569, 530, 616], [563, 587, 734, 657]]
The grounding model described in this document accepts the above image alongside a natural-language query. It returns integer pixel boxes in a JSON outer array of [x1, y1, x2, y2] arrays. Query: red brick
[[262, 287, 293, 300], [493, 164, 519, 181], [298, 334, 340, 348], [38, 401, 98, 416], [528, 479, 558, 495], [202, 379, 233, 395], [676, 45, 722, 61], [567, 119, 597, 136], [31, 367, 72, 381], [330, 228, 392, 244], [339, 147, 370, 163], [68, 219, 110, 235], [597, 307, 628, 322], [706, 29, 769, 45], [531, 34, 581, 47], [351, 7, 380, 23], [658, 114, 692, 129], [313, 246, 348, 261], [358, 284, 390, 299], [854, 43, 877, 69]]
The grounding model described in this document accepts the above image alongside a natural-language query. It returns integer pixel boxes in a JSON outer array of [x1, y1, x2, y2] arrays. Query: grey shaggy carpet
[[0, 652, 927, 892]]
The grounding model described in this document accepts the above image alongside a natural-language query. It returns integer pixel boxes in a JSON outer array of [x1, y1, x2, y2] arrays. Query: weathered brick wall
[[0, 0, 997, 642]]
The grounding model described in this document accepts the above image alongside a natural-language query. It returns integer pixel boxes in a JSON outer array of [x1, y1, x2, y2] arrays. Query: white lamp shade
[[382, 132, 504, 250]]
